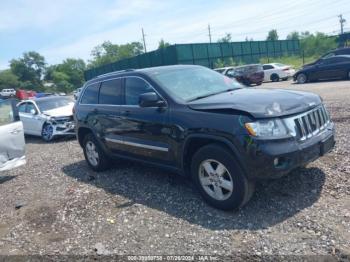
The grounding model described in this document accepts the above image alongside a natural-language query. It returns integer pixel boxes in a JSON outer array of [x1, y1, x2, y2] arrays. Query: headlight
[[244, 119, 289, 138]]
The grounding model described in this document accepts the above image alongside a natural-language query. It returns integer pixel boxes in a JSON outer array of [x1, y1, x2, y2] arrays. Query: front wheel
[[42, 123, 55, 142], [296, 73, 307, 84], [191, 144, 255, 210]]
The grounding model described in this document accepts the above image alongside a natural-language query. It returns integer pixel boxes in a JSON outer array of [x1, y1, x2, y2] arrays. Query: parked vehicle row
[[74, 65, 335, 210]]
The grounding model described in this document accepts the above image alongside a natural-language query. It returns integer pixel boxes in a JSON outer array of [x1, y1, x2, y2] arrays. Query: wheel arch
[[182, 134, 247, 177], [77, 127, 94, 147]]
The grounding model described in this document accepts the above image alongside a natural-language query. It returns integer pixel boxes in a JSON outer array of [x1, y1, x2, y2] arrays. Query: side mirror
[[30, 108, 36, 115], [139, 92, 165, 108]]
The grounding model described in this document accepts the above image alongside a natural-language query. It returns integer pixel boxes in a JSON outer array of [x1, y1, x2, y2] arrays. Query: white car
[[0, 89, 16, 98], [0, 99, 26, 172], [262, 63, 296, 82], [17, 96, 75, 142]]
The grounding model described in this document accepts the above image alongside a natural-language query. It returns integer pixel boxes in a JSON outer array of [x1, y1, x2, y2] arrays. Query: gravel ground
[[0, 80, 349, 260]]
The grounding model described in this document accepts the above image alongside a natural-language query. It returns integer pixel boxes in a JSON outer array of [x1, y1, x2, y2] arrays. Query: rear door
[[0, 99, 26, 172], [312, 57, 346, 80], [262, 64, 274, 81]]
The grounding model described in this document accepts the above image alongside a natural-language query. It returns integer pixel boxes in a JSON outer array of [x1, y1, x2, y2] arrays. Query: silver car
[[17, 96, 75, 142], [0, 99, 26, 172]]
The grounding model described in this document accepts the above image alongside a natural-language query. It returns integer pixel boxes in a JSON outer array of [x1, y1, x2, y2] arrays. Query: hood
[[43, 104, 73, 118], [188, 88, 322, 118]]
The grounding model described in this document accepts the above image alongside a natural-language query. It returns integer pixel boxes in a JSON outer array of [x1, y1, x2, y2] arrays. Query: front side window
[[99, 79, 122, 105], [26, 103, 37, 114], [0, 100, 14, 126], [18, 103, 27, 113], [81, 83, 99, 104], [125, 77, 154, 105]]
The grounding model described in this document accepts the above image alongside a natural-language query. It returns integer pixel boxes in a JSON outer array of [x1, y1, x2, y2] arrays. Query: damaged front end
[[47, 116, 75, 136]]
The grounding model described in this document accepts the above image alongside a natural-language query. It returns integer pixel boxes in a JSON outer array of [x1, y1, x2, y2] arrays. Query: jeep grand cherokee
[[74, 65, 335, 210]]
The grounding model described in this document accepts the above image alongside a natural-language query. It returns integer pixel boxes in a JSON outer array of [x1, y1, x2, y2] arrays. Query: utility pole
[[208, 24, 212, 43], [339, 14, 346, 34], [142, 28, 147, 53]]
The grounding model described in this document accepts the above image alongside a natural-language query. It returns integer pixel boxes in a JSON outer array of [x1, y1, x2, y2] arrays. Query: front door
[[117, 76, 171, 163], [0, 99, 26, 172]]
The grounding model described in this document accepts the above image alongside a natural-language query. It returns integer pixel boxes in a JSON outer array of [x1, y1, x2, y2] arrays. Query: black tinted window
[[263, 65, 274, 70], [125, 77, 153, 105], [81, 83, 99, 104], [99, 79, 122, 105]]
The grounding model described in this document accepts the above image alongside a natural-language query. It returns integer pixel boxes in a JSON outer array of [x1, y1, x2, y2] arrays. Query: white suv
[[0, 89, 16, 98]]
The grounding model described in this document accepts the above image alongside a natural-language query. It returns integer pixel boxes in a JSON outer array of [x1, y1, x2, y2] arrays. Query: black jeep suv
[[74, 65, 335, 210]]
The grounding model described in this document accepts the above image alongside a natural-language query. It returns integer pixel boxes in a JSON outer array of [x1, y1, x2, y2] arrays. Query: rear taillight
[[283, 67, 290, 71]]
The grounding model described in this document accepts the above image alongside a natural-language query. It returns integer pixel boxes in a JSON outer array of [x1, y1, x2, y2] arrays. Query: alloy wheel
[[85, 141, 99, 167], [42, 124, 54, 141], [198, 159, 234, 201]]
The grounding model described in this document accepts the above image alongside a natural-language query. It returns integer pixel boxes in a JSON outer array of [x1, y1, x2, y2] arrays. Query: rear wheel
[[83, 133, 111, 171], [297, 73, 307, 84], [191, 144, 255, 210], [271, 74, 280, 82]]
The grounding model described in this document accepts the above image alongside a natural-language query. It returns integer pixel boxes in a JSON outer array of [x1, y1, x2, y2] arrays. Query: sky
[[1, 0, 350, 69]]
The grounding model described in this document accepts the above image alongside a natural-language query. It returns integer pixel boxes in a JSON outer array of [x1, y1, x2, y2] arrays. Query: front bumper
[[242, 122, 335, 180], [52, 121, 75, 136]]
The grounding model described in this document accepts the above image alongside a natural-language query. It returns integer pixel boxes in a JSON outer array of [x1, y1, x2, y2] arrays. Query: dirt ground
[[0, 79, 349, 260]]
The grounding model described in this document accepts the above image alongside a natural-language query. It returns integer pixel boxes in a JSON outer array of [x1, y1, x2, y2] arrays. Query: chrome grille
[[293, 106, 330, 141]]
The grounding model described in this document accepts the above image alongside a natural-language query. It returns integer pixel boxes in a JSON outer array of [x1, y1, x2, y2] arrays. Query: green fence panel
[[175, 44, 193, 62], [192, 44, 208, 59], [208, 43, 221, 59], [220, 43, 233, 58], [84, 40, 300, 80]]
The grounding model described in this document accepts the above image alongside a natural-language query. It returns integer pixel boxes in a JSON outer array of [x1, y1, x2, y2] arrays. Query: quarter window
[[263, 65, 274, 70], [81, 83, 99, 104], [99, 79, 122, 105], [125, 77, 154, 105]]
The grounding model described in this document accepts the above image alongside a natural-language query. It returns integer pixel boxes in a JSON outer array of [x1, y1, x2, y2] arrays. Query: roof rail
[[93, 69, 135, 79]]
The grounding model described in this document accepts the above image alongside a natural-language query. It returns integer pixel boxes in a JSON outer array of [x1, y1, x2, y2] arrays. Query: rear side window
[[99, 79, 122, 105], [263, 65, 274, 70], [125, 77, 154, 105], [81, 83, 99, 104]]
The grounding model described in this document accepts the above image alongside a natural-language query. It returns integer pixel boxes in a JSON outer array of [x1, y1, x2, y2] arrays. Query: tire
[[41, 123, 55, 142], [270, 74, 280, 82], [282, 77, 288, 81], [83, 133, 110, 172], [296, 73, 307, 84], [256, 82, 262, 86], [191, 144, 255, 210]]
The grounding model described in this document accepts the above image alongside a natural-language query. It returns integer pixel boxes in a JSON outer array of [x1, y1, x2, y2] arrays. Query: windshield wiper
[[187, 88, 241, 102]]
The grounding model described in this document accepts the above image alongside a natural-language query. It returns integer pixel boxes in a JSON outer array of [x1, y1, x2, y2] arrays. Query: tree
[[266, 30, 279, 41], [287, 31, 300, 40], [299, 32, 337, 57], [10, 51, 46, 87], [158, 39, 170, 49], [45, 58, 86, 92], [0, 70, 20, 89], [88, 41, 144, 68], [218, 33, 232, 43]]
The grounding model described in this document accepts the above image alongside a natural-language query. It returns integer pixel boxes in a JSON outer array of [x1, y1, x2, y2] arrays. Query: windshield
[[36, 97, 74, 112], [151, 67, 242, 102]]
